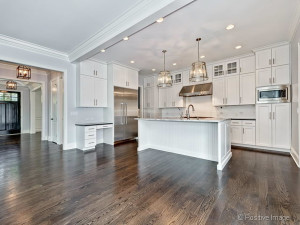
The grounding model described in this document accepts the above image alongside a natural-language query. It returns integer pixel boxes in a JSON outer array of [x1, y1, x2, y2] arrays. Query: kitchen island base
[[137, 119, 232, 170]]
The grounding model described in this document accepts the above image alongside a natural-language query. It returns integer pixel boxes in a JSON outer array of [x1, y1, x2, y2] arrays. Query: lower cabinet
[[158, 84, 185, 108], [256, 103, 291, 149], [231, 120, 256, 145]]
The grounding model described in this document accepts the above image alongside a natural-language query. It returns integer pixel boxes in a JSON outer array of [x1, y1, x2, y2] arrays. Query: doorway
[[0, 91, 21, 135]]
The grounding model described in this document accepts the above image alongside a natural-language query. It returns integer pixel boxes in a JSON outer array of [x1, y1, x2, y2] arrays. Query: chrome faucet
[[186, 104, 195, 119]]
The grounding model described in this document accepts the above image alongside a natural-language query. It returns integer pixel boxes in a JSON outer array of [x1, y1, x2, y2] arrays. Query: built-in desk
[[75, 122, 113, 151]]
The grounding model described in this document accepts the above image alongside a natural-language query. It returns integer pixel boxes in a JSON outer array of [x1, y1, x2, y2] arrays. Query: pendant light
[[190, 38, 208, 82], [157, 50, 172, 87], [17, 65, 31, 80], [6, 80, 17, 90]]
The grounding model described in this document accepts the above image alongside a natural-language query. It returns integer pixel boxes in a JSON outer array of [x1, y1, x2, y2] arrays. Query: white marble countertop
[[135, 117, 230, 123]]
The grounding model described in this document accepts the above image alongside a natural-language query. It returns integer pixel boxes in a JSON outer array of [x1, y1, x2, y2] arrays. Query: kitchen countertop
[[75, 122, 113, 126], [135, 117, 230, 123]]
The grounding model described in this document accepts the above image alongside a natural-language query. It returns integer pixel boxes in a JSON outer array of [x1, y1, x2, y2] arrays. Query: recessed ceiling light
[[123, 36, 129, 41], [200, 55, 205, 59], [226, 24, 235, 30], [152, 69, 156, 71], [173, 63, 177, 66], [156, 17, 164, 23], [130, 60, 135, 64], [235, 45, 242, 49], [101, 49, 105, 53]]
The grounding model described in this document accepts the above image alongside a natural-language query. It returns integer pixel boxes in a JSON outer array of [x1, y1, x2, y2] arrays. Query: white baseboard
[[232, 144, 290, 153], [63, 143, 76, 150], [291, 146, 300, 168]]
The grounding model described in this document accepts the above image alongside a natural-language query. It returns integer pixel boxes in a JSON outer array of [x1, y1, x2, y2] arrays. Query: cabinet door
[[166, 87, 173, 108], [272, 65, 290, 85], [272, 103, 291, 149], [212, 78, 225, 106], [231, 126, 242, 144], [127, 69, 138, 90], [113, 65, 127, 87], [94, 78, 107, 107], [173, 84, 184, 107], [79, 60, 95, 77], [94, 62, 107, 79], [240, 56, 255, 74], [240, 73, 255, 105], [242, 126, 255, 145], [182, 70, 190, 86], [256, 68, 272, 87], [272, 45, 289, 67], [213, 63, 226, 78], [79, 75, 95, 107], [256, 104, 272, 147], [158, 88, 167, 108], [256, 49, 272, 69], [225, 75, 239, 105], [225, 60, 239, 76], [143, 88, 149, 108]]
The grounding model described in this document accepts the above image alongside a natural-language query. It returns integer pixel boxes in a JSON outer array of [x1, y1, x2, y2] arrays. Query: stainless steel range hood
[[179, 83, 212, 97]]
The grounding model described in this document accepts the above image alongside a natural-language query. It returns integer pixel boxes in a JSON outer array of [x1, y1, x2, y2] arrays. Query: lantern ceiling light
[[6, 80, 17, 90], [190, 38, 208, 82], [17, 65, 31, 80], [157, 50, 172, 88]]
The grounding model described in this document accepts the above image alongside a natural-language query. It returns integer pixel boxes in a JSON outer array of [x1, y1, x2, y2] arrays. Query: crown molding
[[68, 0, 181, 62], [252, 41, 290, 52], [0, 34, 69, 61], [108, 61, 140, 71]]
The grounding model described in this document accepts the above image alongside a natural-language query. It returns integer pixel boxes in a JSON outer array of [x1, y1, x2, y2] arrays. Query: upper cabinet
[[144, 76, 155, 87], [225, 60, 240, 76], [240, 56, 255, 74], [158, 84, 185, 108], [113, 64, 138, 90], [77, 60, 108, 108], [79, 60, 107, 79], [256, 44, 290, 86]]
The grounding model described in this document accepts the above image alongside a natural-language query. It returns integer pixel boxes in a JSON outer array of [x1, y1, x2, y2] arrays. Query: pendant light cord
[[162, 50, 167, 71]]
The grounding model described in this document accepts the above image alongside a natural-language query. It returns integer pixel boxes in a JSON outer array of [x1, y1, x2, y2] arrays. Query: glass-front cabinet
[[171, 73, 182, 84], [225, 60, 240, 76], [213, 63, 226, 77]]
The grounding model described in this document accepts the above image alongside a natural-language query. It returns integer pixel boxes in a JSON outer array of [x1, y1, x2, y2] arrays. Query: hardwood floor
[[0, 133, 300, 225]]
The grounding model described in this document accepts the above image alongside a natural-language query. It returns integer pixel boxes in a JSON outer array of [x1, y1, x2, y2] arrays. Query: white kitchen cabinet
[[272, 45, 289, 67], [172, 84, 184, 107], [256, 68, 272, 87], [271, 103, 291, 149], [158, 88, 167, 108], [225, 75, 240, 105], [256, 49, 272, 69], [171, 73, 182, 84], [94, 78, 107, 107], [231, 126, 243, 144], [113, 64, 138, 89], [78, 75, 107, 107], [144, 87, 154, 108], [213, 63, 226, 78], [243, 126, 256, 145], [256, 103, 291, 149], [225, 60, 240, 76], [240, 56, 255, 74], [272, 65, 290, 85], [213, 78, 225, 106], [256, 104, 272, 147], [144, 76, 155, 87], [240, 73, 255, 105], [158, 85, 184, 108], [78, 60, 107, 79]]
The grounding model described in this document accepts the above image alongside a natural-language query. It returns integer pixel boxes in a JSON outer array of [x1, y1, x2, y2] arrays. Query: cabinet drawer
[[84, 126, 96, 132], [242, 121, 256, 126], [96, 124, 113, 129], [85, 131, 96, 140], [231, 120, 242, 126], [84, 139, 96, 148]]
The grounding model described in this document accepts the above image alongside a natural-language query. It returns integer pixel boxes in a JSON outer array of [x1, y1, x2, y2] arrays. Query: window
[[0, 92, 19, 102]]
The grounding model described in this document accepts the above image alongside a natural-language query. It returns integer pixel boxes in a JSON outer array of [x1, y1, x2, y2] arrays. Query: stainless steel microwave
[[257, 85, 290, 104]]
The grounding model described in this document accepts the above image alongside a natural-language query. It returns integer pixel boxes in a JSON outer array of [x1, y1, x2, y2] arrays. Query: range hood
[[179, 83, 212, 97]]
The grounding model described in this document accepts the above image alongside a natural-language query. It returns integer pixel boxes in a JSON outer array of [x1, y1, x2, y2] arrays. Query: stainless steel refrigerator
[[114, 87, 138, 143]]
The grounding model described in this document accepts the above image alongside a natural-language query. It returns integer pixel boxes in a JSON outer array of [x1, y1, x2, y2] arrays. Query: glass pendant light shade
[[190, 38, 208, 82], [157, 50, 172, 87]]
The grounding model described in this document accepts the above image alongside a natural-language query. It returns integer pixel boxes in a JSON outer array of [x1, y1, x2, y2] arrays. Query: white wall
[[291, 20, 300, 166], [0, 84, 30, 133], [0, 44, 104, 149]]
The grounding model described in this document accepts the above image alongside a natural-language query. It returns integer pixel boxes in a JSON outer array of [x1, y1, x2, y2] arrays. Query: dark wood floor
[[0, 134, 300, 225]]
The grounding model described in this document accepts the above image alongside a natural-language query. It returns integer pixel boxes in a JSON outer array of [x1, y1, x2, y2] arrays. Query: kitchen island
[[136, 118, 231, 170]]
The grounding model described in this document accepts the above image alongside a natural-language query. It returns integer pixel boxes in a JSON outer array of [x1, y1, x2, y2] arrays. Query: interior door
[[114, 87, 125, 142], [123, 88, 138, 140], [51, 79, 58, 143]]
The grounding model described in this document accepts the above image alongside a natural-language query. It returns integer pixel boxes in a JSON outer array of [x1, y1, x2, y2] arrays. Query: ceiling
[[92, 0, 300, 75], [0, 0, 143, 53]]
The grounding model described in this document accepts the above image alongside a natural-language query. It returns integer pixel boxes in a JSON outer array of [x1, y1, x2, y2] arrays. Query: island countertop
[[135, 117, 230, 123]]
